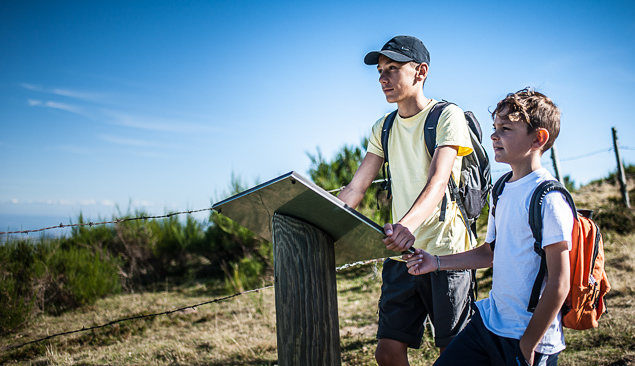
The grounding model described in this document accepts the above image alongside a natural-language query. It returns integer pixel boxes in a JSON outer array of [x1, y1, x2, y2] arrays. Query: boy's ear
[[533, 128, 550, 150], [416, 63, 428, 82]]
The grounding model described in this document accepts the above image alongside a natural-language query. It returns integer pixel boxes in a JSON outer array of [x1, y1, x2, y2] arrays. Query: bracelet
[[435, 255, 441, 274]]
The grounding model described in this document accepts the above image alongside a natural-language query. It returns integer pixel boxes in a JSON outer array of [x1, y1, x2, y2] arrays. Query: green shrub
[[223, 256, 265, 293], [0, 240, 41, 334], [45, 245, 121, 313]]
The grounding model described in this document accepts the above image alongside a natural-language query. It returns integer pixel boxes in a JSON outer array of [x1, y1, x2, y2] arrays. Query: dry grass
[[1, 181, 634, 365], [1, 244, 633, 365]]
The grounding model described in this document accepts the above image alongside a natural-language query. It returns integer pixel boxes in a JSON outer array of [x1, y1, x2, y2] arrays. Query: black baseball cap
[[364, 35, 430, 65]]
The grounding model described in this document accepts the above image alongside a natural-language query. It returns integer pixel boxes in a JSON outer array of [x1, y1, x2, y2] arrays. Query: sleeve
[[435, 104, 473, 157], [366, 114, 389, 158], [541, 191, 574, 250]]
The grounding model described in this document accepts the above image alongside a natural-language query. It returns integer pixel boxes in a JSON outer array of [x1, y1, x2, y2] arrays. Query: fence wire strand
[[0, 257, 382, 353], [0, 208, 214, 235], [1, 142, 633, 351]]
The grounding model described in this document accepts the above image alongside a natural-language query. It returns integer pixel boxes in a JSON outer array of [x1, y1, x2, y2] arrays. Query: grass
[[1, 181, 634, 365], [3, 234, 633, 366]]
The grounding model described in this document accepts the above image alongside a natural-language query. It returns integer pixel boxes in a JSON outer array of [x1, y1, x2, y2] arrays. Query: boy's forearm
[[397, 178, 447, 231], [405, 243, 493, 275], [337, 153, 383, 209], [520, 241, 570, 355], [398, 145, 457, 232], [438, 243, 493, 271], [521, 275, 569, 351], [337, 186, 365, 209]]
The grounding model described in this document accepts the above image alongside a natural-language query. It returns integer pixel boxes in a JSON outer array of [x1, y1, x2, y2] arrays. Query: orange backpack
[[492, 173, 611, 330]]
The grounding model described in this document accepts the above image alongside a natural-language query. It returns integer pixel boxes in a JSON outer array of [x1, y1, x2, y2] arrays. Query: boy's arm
[[382, 145, 458, 252], [519, 241, 570, 364], [337, 152, 383, 209], [404, 242, 493, 275]]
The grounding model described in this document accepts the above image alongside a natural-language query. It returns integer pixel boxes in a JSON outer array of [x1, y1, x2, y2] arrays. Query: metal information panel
[[212, 171, 393, 265]]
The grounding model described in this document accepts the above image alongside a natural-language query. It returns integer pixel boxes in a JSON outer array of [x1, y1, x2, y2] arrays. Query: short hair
[[491, 88, 561, 151]]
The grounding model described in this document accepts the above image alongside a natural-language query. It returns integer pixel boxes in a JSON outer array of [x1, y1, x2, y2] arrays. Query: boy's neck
[[397, 91, 431, 118], [509, 153, 544, 182]]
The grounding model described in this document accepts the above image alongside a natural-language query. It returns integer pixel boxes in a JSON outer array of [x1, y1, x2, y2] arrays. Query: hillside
[[1, 179, 634, 365]]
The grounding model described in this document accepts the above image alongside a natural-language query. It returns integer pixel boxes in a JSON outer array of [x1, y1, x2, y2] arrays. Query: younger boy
[[405, 88, 573, 365]]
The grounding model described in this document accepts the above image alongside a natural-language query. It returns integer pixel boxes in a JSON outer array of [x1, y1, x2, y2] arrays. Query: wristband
[[435, 255, 441, 274]]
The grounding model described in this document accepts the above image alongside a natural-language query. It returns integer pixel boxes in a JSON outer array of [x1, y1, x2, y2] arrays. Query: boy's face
[[491, 114, 536, 165], [376, 55, 422, 104]]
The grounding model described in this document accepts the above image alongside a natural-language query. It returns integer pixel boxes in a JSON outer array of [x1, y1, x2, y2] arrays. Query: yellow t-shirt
[[367, 100, 474, 255]]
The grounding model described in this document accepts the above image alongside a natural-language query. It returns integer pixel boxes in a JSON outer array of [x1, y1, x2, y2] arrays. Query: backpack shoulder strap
[[379, 110, 398, 200], [491, 172, 513, 217], [526, 180, 578, 312], [528, 180, 578, 253], [423, 101, 456, 223], [488, 171, 513, 252], [381, 110, 398, 163], [423, 101, 452, 158]]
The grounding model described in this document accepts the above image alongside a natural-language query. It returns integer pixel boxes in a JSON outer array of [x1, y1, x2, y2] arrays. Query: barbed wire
[[2, 144, 633, 352], [0, 257, 383, 353], [0, 208, 214, 235], [4, 144, 633, 236], [559, 147, 614, 162], [327, 178, 386, 194], [0, 286, 272, 352], [491, 146, 627, 173]]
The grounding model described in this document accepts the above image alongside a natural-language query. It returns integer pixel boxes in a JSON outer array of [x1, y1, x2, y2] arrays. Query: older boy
[[337, 35, 475, 366], [405, 88, 573, 365]]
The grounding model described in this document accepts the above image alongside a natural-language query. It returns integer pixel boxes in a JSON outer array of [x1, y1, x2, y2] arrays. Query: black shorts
[[435, 308, 560, 366], [377, 258, 474, 348]]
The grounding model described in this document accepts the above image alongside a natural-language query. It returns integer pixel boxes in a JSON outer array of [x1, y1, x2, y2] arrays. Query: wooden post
[[272, 213, 342, 366], [550, 144, 564, 185], [612, 127, 631, 208]]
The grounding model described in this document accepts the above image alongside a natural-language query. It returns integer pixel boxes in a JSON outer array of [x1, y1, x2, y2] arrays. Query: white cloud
[[44, 101, 83, 114], [99, 134, 154, 147], [27, 98, 83, 114], [6, 199, 118, 207], [101, 109, 211, 134], [22, 83, 105, 102]]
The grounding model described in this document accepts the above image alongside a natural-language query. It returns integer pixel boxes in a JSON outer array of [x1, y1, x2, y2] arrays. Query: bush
[[594, 204, 635, 235], [0, 240, 41, 334], [45, 245, 121, 313], [0, 236, 122, 332]]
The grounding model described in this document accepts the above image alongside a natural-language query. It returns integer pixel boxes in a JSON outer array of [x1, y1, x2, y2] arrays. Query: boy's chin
[[493, 155, 508, 164]]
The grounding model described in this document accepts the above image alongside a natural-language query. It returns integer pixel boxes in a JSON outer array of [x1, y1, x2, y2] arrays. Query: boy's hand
[[382, 223, 415, 253], [519, 337, 535, 365], [404, 249, 437, 275]]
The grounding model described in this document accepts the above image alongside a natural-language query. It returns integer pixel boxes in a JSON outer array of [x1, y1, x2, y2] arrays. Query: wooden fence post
[[551, 143, 564, 185], [612, 127, 631, 208], [272, 213, 342, 366]]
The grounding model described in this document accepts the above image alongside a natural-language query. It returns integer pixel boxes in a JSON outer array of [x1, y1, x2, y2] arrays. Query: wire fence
[[1, 144, 633, 353], [489, 145, 634, 173], [0, 257, 383, 353], [0, 208, 214, 235]]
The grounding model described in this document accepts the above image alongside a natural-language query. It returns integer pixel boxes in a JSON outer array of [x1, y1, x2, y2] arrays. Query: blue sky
[[1, 0, 634, 233]]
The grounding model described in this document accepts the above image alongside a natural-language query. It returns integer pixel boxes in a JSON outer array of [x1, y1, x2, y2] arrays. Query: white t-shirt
[[477, 168, 574, 355]]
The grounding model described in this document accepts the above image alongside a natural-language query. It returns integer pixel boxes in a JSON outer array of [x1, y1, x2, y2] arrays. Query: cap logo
[[401, 47, 410, 51]]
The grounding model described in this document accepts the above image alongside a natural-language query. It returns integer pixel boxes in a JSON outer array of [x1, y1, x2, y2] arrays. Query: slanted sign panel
[[212, 171, 392, 265]]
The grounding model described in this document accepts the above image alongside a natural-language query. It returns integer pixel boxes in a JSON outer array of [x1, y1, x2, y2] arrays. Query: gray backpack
[[380, 101, 492, 239]]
